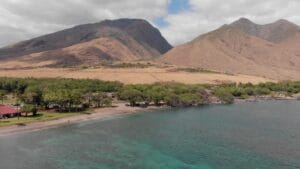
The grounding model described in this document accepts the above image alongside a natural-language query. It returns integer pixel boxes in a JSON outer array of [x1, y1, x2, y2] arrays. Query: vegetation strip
[[0, 77, 300, 127]]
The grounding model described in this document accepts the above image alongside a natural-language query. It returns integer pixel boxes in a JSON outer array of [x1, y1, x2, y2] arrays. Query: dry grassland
[[0, 67, 274, 84]]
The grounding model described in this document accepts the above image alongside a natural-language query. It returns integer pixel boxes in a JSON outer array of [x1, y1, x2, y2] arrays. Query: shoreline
[[0, 103, 164, 137], [0, 96, 298, 136], [235, 95, 300, 103]]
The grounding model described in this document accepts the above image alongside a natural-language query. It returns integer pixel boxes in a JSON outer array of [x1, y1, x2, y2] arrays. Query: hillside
[[230, 18, 300, 43], [0, 19, 172, 67], [160, 18, 300, 80]]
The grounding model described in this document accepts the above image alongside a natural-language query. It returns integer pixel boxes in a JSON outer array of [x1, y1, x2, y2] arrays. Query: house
[[0, 105, 19, 119]]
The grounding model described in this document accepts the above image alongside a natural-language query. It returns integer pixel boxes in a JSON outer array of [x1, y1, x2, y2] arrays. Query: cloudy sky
[[0, 0, 300, 47]]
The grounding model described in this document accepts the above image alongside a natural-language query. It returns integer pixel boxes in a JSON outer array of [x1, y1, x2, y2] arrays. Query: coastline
[[235, 94, 300, 103], [0, 103, 164, 137], [0, 95, 298, 137]]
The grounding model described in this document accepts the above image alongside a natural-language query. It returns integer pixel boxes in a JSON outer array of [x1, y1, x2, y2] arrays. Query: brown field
[[0, 67, 274, 84]]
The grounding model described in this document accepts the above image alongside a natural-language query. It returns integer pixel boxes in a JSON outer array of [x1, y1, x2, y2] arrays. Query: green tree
[[90, 92, 112, 108], [101, 97, 113, 107], [214, 88, 234, 104], [178, 93, 200, 106], [119, 88, 144, 106], [21, 104, 38, 117], [43, 89, 83, 112], [164, 93, 180, 107], [20, 86, 43, 106], [146, 86, 168, 106], [0, 90, 7, 104]]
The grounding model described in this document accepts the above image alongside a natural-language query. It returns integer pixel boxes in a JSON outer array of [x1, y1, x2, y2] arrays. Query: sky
[[0, 0, 300, 47]]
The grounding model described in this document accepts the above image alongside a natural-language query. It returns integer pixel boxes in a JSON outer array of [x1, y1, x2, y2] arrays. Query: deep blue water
[[0, 100, 300, 169]]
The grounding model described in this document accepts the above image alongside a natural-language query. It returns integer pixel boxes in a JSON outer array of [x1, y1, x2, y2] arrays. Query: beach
[[0, 103, 162, 136], [1, 94, 298, 136]]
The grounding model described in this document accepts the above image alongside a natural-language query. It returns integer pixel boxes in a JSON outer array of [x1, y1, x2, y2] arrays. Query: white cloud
[[160, 0, 300, 45], [0, 0, 168, 47], [1, 0, 300, 47]]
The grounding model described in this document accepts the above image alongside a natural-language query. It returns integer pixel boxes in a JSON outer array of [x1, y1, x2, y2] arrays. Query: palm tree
[[0, 90, 7, 104]]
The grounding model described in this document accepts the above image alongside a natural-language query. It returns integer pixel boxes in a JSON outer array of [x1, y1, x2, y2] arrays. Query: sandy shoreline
[[0, 96, 298, 136], [0, 103, 163, 136]]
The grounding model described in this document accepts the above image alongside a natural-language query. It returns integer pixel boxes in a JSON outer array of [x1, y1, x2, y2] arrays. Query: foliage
[[104, 62, 154, 69], [0, 78, 120, 112], [213, 88, 234, 104], [21, 104, 38, 116], [119, 88, 144, 106], [1, 77, 300, 109], [0, 90, 7, 104], [86, 92, 113, 108], [176, 67, 218, 74], [118, 83, 210, 107]]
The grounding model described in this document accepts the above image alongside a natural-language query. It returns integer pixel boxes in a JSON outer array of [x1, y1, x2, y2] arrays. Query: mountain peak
[[161, 18, 300, 80], [229, 17, 300, 43], [0, 18, 172, 66], [233, 18, 296, 27], [272, 19, 298, 27], [101, 18, 150, 27], [274, 19, 291, 24], [230, 17, 258, 27], [234, 17, 255, 24]]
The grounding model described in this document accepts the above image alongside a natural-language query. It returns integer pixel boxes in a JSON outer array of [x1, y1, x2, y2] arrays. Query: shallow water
[[0, 100, 300, 169]]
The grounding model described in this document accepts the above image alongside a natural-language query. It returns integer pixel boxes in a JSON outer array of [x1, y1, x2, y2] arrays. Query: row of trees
[[118, 81, 300, 107], [1, 77, 300, 112], [213, 81, 300, 99], [0, 78, 123, 114], [119, 84, 212, 107]]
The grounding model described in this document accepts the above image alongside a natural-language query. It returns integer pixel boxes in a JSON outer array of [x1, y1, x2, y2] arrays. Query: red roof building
[[0, 105, 19, 118]]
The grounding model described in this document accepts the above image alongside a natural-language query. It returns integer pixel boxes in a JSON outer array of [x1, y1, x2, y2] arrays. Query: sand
[[1, 94, 298, 136], [0, 103, 162, 136]]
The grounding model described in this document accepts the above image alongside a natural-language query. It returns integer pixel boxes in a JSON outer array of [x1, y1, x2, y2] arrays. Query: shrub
[[214, 88, 234, 104], [119, 88, 144, 106]]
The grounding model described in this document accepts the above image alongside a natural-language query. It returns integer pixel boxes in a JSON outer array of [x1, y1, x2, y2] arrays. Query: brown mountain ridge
[[1, 17, 300, 81], [161, 18, 300, 80], [230, 18, 300, 43], [0, 18, 172, 67]]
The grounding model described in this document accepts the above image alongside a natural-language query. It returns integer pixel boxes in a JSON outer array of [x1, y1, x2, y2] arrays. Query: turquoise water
[[0, 100, 300, 169]]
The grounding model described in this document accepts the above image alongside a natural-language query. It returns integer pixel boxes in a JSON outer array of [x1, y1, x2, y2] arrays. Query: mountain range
[[1, 18, 300, 80], [161, 18, 300, 80], [0, 19, 172, 67]]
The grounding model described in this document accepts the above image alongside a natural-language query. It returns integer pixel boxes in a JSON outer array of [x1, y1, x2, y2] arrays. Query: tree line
[[1, 77, 300, 115], [0, 78, 122, 114]]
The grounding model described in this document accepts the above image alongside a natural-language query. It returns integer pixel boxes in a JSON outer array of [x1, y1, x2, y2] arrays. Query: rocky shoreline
[[235, 94, 300, 103]]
